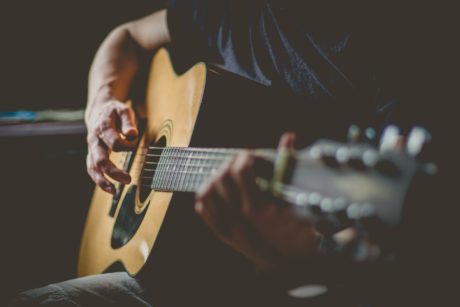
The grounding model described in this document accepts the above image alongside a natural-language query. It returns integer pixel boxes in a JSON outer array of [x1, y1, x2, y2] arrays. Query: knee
[[7, 285, 65, 306], [8, 294, 37, 306]]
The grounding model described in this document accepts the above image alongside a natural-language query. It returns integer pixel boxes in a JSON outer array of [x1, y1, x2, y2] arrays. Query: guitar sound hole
[[111, 185, 147, 249], [111, 137, 167, 249], [139, 136, 166, 203]]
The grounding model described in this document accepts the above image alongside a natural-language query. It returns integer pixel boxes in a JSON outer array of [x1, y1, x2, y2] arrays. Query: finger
[[197, 170, 244, 237], [278, 132, 296, 149], [116, 104, 138, 140], [98, 124, 136, 152], [86, 152, 115, 194], [104, 160, 131, 184], [91, 140, 131, 184], [195, 185, 222, 234], [197, 196, 254, 258], [231, 152, 263, 216], [214, 173, 246, 235], [214, 158, 242, 205], [379, 125, 403, 152], [394, 135, 406, 152]]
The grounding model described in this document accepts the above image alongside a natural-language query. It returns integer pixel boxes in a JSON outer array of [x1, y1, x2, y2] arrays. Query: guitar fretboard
[[142, 147, 276, 193]]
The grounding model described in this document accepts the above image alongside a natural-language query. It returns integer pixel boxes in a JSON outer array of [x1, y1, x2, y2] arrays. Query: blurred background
[[0, 0, 165, 300]]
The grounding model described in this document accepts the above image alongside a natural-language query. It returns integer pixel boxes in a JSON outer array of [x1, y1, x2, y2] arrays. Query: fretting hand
[[195, 133, 321, 271]]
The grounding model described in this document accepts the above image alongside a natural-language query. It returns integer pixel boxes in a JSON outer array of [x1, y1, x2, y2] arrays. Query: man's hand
[[85, 9, 169, 193], [195, 133, 320, 271], [85, 99, 138, 194]]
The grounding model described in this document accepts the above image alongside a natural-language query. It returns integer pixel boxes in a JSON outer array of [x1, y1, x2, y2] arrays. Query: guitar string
[[127, 157, 230, 173], [135, 165, 227, 182], [112, 148, 284, 174], [130, 163, 226, 175], [111, 148, 292, 186], [114, 151, 277, 176], [121, 147, 280, 159], [137, 181, 315, 210]]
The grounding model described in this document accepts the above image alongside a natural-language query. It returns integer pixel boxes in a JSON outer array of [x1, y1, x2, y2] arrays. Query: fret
[[185, 151, 193, 192], [169, 148, 177, 190], [165, 147, 174, 191], [173, 148, 181, 191], [179, 148, 188, 192], [158, 148, 168, 190], [201, 151, 212, 189], [191, 151, 200, 192], [187, 150, 196, 192], [173, 148, 180, 190], [182, 151, 193, 192], [151, 148, 159, 189], [170, 148, 179, 191], [186, 149, 194, 192], [194, 150, 204, 191], [205, 151, 216, 189], [154, 148, 161, 190], [211, 151, 219, 179], [200, 151, 212, 190], [149, 147, 259, 192], [176, 148, 186, 191], [201, 151, 213, 189], [194, 150, 205, 191], [155, 148, 162, 190]]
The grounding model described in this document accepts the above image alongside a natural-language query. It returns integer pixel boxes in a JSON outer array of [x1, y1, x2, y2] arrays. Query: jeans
[[9, 272, 152, 306]]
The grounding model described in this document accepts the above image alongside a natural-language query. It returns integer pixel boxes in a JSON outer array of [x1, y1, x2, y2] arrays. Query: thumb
[[116, 104, 138, 139], [278, 132, 296, 150]]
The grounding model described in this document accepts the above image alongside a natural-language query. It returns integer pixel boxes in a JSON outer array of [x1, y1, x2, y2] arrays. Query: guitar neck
[[143, 147, 277, 193]]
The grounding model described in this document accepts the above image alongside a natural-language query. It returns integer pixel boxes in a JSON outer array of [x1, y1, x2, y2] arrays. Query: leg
[[8, 272, 152, 306]]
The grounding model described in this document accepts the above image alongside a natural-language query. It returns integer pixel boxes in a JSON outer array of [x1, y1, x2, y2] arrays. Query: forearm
[[86, 9, 170, 122]]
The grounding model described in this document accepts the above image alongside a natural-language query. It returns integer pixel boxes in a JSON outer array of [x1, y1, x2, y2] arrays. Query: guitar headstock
[[276, 126, 434, 236]]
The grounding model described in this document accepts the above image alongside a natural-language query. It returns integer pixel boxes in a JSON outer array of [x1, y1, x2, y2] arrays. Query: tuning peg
[[346, 203, 377, 220], [364, 127, 377, 142], [347, 148, 368, 170], [320, 144, 341, 168], [379, 125, 400, 152], [407, 126, 431, 157], [347, 125, 378, 144], [310, 143, 344, 168], [307, 192, 323, 215], [347, 125, 361, 142]]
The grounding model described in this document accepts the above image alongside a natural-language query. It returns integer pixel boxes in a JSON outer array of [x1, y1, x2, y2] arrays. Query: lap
[[9, 272, 152, 306]]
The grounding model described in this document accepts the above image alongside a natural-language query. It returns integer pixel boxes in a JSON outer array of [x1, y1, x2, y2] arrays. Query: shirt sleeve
[[166, 0, 227, 73]]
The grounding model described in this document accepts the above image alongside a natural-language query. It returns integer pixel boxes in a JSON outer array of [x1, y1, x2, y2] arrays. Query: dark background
[[0, 0, 165, 110], [0, 0, 165, 301]]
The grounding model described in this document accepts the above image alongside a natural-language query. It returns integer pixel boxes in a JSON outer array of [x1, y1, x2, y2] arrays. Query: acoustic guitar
[[78, 48, 431, 277]]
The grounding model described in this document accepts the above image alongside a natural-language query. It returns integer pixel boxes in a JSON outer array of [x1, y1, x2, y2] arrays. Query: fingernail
[[195, 202, 203, 213], [125, 128, 138, 136], [122, 175, 131, 184], [102, 183, 115, 194]]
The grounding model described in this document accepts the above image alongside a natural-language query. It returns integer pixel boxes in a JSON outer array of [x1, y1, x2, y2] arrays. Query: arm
[[85, 9, 170, 193]]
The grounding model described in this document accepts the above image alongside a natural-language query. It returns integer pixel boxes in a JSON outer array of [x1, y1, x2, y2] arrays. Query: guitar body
[[78, 49, 206, 276]]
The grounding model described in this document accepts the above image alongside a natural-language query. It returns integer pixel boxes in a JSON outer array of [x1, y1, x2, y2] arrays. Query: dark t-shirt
[[167, 1, 454, 137], [144, 1, 453, 306], [166, 1, 437, 133]]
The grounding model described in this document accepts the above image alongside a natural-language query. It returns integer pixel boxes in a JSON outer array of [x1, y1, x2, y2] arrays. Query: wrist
[[85, 84, 117, 123]]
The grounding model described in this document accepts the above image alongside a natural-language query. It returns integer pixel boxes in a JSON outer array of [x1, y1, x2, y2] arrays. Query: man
[[10, 1, 446, 306]]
